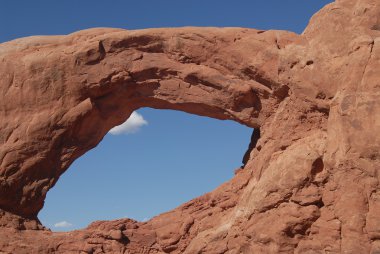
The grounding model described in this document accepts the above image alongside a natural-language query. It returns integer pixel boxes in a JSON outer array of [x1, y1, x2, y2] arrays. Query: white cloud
[[109, 111, 148, 135], [54, 221, 73, 228]]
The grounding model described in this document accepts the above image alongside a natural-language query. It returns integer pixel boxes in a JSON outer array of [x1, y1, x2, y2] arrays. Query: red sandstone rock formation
[[0, 0, 379, 253]]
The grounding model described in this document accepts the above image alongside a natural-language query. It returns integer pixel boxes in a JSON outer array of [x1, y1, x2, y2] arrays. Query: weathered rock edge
[[0, 0, 379, 253]]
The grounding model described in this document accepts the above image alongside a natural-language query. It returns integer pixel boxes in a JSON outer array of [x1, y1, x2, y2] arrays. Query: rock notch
[[0, 0, 379, 253]]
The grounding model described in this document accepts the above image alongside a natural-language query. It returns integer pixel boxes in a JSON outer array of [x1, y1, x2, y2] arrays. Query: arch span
[[0, 27, 294, 219]]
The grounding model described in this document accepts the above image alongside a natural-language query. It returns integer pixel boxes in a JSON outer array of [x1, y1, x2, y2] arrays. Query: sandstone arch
[[0, 0, 380, 253], [0, 27, 292, 219]]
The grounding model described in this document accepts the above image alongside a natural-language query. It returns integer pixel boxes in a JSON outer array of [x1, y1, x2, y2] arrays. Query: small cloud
[[141, 217, 150, 222], [109, 111, 148, 135], [54, 221, 73, 228]]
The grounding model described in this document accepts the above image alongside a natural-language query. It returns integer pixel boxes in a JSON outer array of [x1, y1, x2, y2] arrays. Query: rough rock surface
[[0, 0, 379, 253]]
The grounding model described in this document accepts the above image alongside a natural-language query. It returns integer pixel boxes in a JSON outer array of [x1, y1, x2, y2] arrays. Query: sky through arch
[[39, 108, 252, 230]]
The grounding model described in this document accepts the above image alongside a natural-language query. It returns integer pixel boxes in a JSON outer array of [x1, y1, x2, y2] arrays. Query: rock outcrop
[[0, 0, 379, 253]]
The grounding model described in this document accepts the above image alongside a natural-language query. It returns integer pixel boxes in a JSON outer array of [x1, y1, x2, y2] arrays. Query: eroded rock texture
[[0, 0, 379, 253]]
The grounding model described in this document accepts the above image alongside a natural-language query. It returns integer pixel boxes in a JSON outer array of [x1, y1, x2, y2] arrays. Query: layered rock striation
[[0, 0, 379, 253]]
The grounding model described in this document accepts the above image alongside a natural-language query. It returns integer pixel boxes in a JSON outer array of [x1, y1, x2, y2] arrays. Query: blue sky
[[0, 0, 332, 231]]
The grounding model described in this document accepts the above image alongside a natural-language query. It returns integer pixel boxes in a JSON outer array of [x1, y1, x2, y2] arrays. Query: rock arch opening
[[0, 27, 293, 222], [38, 108, 253, 231]]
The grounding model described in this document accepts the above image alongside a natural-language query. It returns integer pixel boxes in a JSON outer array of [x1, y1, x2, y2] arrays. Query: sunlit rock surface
[[0, 0, 379, 253]]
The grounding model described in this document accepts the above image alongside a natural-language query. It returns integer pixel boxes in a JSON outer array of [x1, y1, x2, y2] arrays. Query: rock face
[[0, 0, 379, 253]]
